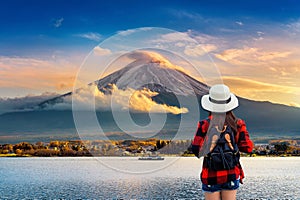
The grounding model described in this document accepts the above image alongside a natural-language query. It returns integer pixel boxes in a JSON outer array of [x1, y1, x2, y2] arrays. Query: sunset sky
[[1, 0, 300, 107]]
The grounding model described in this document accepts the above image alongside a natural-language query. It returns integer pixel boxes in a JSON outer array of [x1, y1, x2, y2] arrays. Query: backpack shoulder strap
[[224, 125, 236, 145]]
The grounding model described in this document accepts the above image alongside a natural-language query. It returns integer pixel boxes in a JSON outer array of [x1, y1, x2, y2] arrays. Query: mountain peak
[[126, 51, 186, 73], [97, 57, 209, 96]]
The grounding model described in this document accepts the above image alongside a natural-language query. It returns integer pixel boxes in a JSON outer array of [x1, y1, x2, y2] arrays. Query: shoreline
[[1, 138, 299, 157], [0, 153, 299, 158]]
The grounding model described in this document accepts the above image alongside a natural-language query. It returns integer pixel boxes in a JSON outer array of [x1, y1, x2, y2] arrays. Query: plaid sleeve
[[191, 120, 209, 158], [236, 119, 254, 153]]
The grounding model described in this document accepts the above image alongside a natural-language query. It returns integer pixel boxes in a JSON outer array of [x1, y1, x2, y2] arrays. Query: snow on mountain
[[96, 60, 209, 97]]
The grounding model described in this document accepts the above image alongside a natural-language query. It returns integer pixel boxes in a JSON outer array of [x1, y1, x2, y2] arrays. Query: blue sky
[[1, 0, 300, 107], [1, 0, 299, 56]]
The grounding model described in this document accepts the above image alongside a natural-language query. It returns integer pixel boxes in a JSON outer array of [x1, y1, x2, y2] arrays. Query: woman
[[192, 84, 253, 200]]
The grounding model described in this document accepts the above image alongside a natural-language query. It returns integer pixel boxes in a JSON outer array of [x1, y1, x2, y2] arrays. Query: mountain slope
[[96, 61, 210, 96]]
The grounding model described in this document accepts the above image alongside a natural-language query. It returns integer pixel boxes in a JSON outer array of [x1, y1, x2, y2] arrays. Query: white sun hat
[[201, 84, 239, 113]]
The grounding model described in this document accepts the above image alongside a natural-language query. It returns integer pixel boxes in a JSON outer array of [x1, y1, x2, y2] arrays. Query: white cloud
[[53, 17, 64, 28], [192, 33, 218, 44], [175, 42, 185, 47], [203, 44, 218, 52], [76, 32, 102, 41], [117, 27, 153, 36], [253, 36, 264, 41], [184, 44, 217, 57], [118, 29, 136, 36], [235, 21, 243, 26], [257, 31, 264, 36], [93, 46, 112, 56], [252, 31, 265, 41], [287, 19, 300, 34], [49, 83, 188, 114], [0, 92, 59, 114], [154, 32, 195, 43], [169, 9, 203, 21]]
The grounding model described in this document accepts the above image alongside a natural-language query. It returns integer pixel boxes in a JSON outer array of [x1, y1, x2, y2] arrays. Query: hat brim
[[201, 93, 239, 113]]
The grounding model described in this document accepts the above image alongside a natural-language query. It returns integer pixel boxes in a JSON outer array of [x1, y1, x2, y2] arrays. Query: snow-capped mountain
[[96, 60, 209, 96]]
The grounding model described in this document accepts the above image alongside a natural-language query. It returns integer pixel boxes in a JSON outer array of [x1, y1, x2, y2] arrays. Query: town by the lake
[[1, 138, 299, 157]]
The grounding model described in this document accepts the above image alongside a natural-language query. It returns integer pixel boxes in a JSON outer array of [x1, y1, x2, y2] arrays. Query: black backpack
[[205, 125, 240, 171]]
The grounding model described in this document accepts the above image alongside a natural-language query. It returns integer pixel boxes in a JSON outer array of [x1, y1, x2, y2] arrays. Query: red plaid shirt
[[192, 116, 253, 185]]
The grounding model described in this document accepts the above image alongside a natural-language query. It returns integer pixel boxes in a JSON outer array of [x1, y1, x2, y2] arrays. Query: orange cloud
[[258, 51, 291, 61], [215, 47, 292, 65], [213, 43, 300, 94], [0, 56, 78, 94], [215, 47, 258, 62], [222, 76, 300, 107]]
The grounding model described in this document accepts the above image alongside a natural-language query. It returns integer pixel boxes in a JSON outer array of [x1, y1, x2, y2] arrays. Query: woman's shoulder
[[236, 118, 248, 133], [236, 118, 246, 126]]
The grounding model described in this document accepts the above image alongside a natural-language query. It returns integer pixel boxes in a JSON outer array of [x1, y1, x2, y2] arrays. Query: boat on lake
[[138, 156, 164, 160]]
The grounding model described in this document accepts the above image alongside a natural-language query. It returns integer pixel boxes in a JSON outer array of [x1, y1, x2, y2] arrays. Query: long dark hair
[[225, 111, 238, 134], [209, 111, 238, 134]]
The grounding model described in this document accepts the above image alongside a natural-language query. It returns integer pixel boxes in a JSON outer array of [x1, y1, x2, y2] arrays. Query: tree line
[[0, 141, 91, 157]]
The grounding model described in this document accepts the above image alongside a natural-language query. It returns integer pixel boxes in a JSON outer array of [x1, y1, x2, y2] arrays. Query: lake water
[[0, 157, 299, 199]]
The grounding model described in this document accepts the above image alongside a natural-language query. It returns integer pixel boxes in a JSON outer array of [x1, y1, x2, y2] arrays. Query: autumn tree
[[15, 149, 23, 155]]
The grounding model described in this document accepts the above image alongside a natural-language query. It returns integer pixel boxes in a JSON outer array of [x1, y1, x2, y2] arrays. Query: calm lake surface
[[0, 157, 299, 199]]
